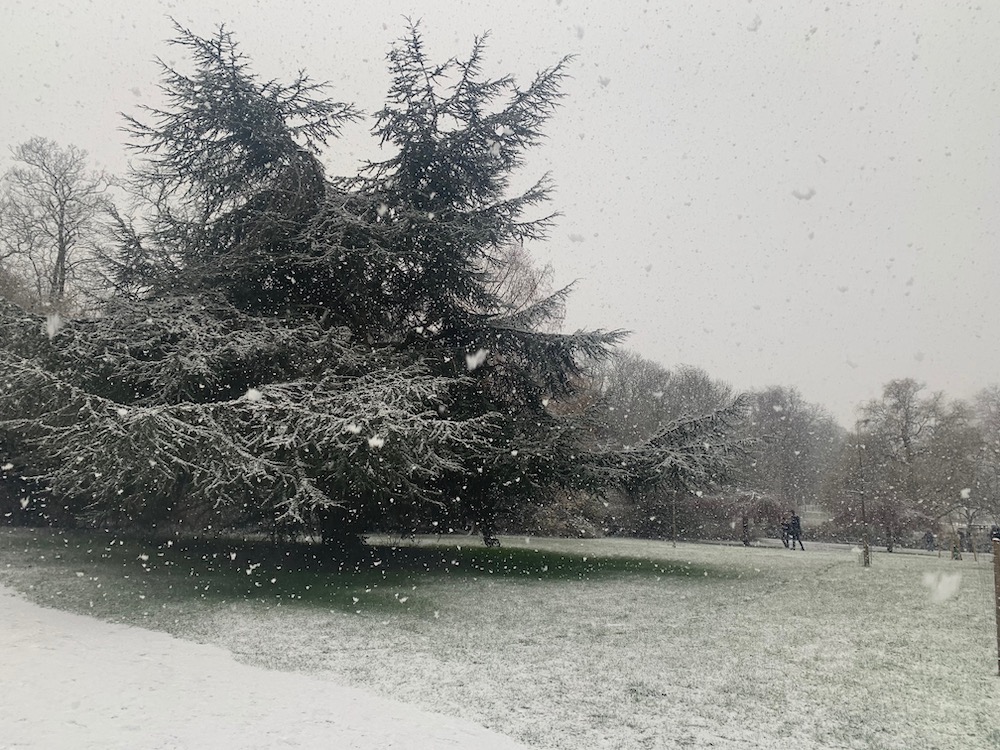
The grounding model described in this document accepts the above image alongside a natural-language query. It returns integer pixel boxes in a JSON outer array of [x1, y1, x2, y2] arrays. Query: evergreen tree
[[1, 23, 748, 549], [312, 23, 628, 537], [1, 25, 489, 546]]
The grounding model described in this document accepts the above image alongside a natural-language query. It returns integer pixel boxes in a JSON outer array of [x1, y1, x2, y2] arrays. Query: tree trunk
[[475, 504, 500, 547], [317, 506, 366, 558]]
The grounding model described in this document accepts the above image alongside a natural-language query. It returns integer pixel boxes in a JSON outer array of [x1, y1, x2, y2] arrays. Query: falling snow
[[921, 571, 962, 603], [465, 348, 489, 371], [44, 312, 62, 339]]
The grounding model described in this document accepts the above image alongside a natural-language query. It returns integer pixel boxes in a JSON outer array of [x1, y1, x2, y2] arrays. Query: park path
[[0, 585, 527, 750]]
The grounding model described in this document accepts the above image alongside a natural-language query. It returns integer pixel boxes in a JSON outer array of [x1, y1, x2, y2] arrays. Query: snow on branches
[[0, 24, 749, 543], [0, 298, 492, 529]]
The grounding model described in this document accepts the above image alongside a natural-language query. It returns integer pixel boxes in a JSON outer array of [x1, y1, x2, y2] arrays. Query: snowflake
[[465, 348, 489, 371]]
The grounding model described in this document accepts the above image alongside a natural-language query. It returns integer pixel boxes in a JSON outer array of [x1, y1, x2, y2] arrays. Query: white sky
[[2, 0, 999, 427]]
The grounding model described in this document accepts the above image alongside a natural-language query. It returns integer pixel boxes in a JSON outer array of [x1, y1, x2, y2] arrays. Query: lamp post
[[993, 536, 1000, 675], [671, 489, 677, 548], [856, 419, 871, 568]]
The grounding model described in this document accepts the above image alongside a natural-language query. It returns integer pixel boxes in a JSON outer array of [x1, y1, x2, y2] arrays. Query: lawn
[[1, 527, 998, 749]]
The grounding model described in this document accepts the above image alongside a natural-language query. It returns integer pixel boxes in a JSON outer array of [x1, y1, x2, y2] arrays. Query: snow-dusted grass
[[1, 528, 998, 749]]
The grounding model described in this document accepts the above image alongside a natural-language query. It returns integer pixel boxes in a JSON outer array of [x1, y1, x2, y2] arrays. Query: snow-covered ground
[[3, 533, 999, 749], [0, 585, 526, 750]]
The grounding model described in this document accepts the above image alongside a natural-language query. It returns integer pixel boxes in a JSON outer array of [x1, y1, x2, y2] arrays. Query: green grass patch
[[0, 528, 723, 622]]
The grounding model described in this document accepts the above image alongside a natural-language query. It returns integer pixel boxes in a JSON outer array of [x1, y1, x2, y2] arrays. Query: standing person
[[922, 530, 935, 552], [780, 515, 791, 548], [789, 512, 804, 550]]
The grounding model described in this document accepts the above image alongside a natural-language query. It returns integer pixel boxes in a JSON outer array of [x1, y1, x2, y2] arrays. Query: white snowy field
[[1, 529, 998, 749], [0, 584, 528, 750]]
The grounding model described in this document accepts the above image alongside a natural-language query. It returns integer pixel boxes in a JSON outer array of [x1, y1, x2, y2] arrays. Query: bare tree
[[970, 386, 1000, 526], [0, 265, 33, 309], [840, 378, 984, 550], [480, 242, 566, 333], [916, 400, 983, 528], [743, 385, 843, 513], [862, 379, 938, 520], [0, 137, 110, 313], [593, 351, 732, 447]]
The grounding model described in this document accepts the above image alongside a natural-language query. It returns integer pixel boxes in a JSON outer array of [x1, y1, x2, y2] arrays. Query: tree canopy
[[0, 23, 750, 549]]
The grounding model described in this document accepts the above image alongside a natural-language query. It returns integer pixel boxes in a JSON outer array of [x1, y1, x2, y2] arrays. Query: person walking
[[922, 530, 935, 552], [788, 512, 804, 551], [780, 514, 791, 548]]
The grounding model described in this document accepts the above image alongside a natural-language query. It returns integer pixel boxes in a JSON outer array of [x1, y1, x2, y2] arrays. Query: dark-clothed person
[[789, 513, 804, 551]]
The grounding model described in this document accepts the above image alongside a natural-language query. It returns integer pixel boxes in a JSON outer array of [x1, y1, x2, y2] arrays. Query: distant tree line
[[826, 379, 1000, 552], [589, 353, 1000, 548]]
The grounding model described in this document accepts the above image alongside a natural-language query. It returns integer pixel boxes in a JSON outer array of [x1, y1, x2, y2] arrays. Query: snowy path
[[0, 586, 527, 750]]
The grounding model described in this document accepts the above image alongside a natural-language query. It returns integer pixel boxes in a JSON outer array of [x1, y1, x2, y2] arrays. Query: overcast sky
[[2, 0, 998, 427]]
